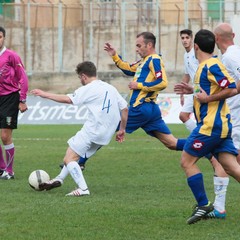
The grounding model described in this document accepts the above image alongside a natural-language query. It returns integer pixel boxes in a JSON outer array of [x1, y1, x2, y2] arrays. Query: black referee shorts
[[0, 92, 20, 129]]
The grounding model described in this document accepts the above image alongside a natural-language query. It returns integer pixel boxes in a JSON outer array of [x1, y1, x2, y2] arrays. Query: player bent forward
[[31, 61, 128, 196]]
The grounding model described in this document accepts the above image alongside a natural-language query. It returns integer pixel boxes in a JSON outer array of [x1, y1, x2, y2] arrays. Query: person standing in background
[[0, 26, 28, 180]]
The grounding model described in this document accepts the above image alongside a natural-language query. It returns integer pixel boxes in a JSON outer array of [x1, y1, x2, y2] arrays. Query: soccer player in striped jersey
[[0, 26, 28, 180], [179, 29, 229, 219], [201, 22, 240, 219], [175, 29, 240, 224], [103, 32, 185, 151]]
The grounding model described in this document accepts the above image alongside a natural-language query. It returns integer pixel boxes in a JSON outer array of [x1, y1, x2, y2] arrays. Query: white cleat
[[66, 188, 90, 197]]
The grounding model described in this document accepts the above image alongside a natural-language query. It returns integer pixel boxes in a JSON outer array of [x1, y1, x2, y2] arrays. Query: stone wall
[[28, 70, 181, 94]]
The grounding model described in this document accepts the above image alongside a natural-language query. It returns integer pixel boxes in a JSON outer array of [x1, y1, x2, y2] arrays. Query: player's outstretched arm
[[31, 89, 72, 104]]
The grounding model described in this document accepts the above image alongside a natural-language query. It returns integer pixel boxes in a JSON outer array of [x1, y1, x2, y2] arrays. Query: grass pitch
[[0, 124, 239, 240]]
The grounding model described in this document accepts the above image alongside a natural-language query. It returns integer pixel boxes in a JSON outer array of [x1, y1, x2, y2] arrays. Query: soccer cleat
[[0, 170, 14, 180], [65, 188, 90, 197], [204, 209, 226, 219], [59, 163, 85, 171], [187, 202, 214, 224], [39, 178, 63, 191]]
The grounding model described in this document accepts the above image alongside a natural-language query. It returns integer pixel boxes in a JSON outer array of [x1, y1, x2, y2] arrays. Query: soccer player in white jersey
[[179, 29, 199, 132], [31, 61, 128, 197], [179, 29, 229, 219]]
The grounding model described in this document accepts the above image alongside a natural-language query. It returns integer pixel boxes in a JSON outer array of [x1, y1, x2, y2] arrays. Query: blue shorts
[[184, 128, 238, 159], [126, 102, 171, 136]]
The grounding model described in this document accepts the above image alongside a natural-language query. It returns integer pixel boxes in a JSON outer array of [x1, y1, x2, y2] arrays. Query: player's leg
[[180, 94, 229, 219], [63, 147, 90, 196], [182, 132, 221, 224], [231, 122, 240, 165], [206, 157, 229, 219], [139, 102, 186, 150], [218, 152, 240, 181], [181, 150, 214, 224], [0, 92, 19, 180]]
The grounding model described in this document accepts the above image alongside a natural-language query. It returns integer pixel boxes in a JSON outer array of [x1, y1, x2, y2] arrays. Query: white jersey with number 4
[[67, 80, 128, 145]]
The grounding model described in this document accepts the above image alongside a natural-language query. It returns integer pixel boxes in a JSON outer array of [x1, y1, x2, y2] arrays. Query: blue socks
[[187, 173, 209, 206]]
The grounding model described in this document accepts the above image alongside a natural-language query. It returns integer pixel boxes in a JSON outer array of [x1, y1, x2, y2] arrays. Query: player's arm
[[237, 82, 240, 93], [104, 42, 138, 73], [115, 93, 128, 143], [196, 64, 237, 103], [196, 87, 237, 103], [31, 89, 72, 104], [11, 54, 29, 112], [116, 107, 128, 143], [129, 58, 168, 92]]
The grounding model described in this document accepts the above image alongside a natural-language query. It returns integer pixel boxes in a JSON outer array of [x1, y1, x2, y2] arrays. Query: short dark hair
[[0, 26, 6, 37], [75, 61, 97, 77], [194, 29, 215, 54], [180, 29, 193, 37], [137, 32, 156, 47]]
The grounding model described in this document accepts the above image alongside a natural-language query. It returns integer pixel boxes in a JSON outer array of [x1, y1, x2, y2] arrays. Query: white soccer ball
[[28, 170, 50, 191]]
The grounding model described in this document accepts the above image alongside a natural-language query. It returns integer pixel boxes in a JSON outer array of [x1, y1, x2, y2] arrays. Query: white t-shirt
[[184, 47, 199, 83], [222, 45, 240, 111], [67, 80, 128, 145]]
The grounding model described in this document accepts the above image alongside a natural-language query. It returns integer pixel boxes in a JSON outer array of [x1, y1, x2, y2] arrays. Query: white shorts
[[181, 94, 194, 113], [67, 130, 103, 158]]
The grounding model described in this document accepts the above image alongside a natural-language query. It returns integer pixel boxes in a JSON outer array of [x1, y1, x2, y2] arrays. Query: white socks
[[66, 161, 88, 191], [213, 176, 229, 212], [56, 165, 69, 181]]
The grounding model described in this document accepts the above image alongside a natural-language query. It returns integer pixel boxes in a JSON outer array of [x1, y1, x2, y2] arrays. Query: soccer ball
[[28, 170, 50, 191]]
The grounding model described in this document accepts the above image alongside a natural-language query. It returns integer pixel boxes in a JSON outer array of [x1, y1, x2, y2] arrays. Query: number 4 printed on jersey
[[102, 91, 112, 113]]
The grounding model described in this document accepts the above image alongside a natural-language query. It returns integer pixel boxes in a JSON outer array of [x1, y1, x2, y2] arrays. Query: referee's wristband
[[20, 100, 26, 104]]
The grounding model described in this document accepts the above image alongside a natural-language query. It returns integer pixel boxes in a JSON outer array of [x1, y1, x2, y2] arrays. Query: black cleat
[[187, 202, 214, 224], [39, 178, 63, 191]]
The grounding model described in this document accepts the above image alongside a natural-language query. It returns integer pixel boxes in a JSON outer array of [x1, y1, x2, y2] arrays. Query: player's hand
[[116, 130, 125, 143], [19, 102, 28, 113], [195, 87, 208, 103], [31, 89, 46, 98], [174, 82, 193, 94], [128, 82, 138, 90], [104, 42, 116, 56]]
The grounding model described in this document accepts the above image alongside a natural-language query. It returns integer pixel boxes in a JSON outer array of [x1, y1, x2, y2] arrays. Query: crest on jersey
[[192, 139, 204, 150]]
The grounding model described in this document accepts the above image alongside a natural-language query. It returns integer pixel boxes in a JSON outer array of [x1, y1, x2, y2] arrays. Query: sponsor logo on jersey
[[192, 140, 204, 150], [219, 77, 230, 88]]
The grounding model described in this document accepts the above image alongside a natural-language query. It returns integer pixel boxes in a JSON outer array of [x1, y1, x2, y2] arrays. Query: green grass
[[0, 124, 240, 240]]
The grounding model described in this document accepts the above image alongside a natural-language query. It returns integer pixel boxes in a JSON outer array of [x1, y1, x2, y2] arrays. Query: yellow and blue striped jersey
[[193, 57, 236, 138], [112, 53, 168, 107]]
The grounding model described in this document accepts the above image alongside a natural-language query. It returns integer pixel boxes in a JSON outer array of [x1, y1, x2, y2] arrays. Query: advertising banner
[[18, 94, 188, 124]]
